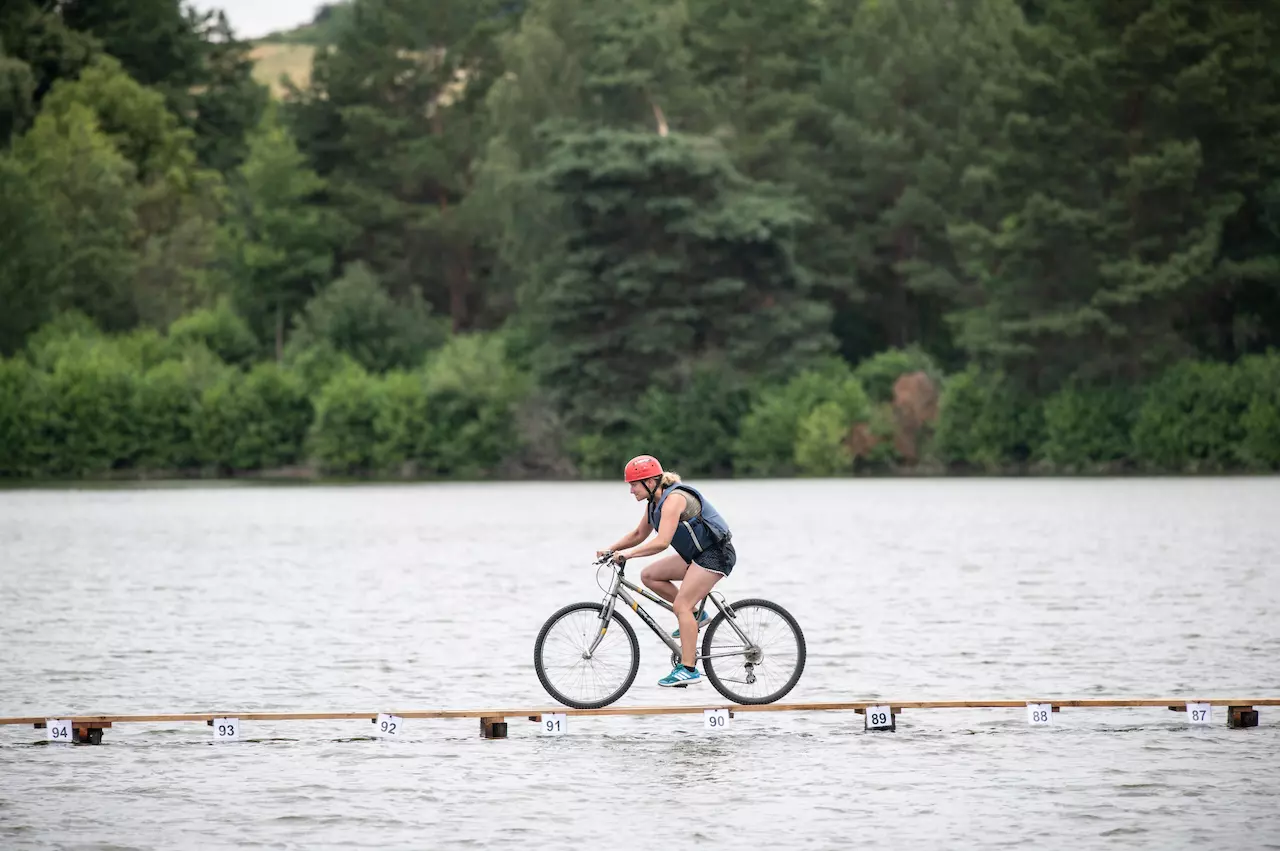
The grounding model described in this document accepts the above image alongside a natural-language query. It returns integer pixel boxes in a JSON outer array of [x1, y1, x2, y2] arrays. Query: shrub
[[1040, 382, 1137, 469], [286, 262, 446, 373], [933, 367, 1043, 470], [169, 299, 260, 366], [1238, 351, 1280, 469], [308, 364, 385, 474], [134, 360, 207, 470], [0, 358, 38, 476], [631, 362, 752, 477], [32, 346, 139, 476], [853, 346, 941, 403], [417, 334, 528, 476], [733, 359, 871, 476], [1131, 360, 1251, 471], [200, 363, 313, 471], [794, 401, 855, 476], [373, 370, 430, 473]]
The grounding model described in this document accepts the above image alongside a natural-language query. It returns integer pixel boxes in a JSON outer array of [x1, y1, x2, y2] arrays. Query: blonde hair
[[659, 471, 682, 487]]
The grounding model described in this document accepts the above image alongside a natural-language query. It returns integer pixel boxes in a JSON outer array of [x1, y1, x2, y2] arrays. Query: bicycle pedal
[[673, 683, 689, 689]]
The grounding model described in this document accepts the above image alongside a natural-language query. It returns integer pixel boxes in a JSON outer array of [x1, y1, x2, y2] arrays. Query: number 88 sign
[[1027, 703, 1053, 725]]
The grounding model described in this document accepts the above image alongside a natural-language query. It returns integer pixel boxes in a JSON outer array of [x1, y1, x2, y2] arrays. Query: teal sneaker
[[671, 609, 712, 638], [658, 665, 702, 688]]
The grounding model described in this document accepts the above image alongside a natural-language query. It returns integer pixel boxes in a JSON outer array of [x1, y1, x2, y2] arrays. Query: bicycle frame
[[586, 562, 756, 662]]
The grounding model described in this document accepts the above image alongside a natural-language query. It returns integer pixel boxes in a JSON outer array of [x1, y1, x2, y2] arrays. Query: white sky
[[191, 0, 326, 39]]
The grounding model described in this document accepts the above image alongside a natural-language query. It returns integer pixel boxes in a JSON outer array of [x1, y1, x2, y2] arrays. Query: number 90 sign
[[704, 708, 730, 731]]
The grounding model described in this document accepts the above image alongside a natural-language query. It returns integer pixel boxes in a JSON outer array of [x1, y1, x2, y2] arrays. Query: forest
[[1, 0, 1278, 480]]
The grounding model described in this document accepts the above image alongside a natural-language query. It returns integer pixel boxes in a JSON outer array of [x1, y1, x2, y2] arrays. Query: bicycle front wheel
[[702, 598, 806, 705], [534, 602, 640, 709]]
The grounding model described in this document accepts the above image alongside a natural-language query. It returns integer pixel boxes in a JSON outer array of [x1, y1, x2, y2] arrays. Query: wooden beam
[[2, 698, 1275, 727]]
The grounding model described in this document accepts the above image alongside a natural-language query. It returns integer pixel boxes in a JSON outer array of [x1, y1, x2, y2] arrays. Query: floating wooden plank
[[2, 697, 1277, 727]]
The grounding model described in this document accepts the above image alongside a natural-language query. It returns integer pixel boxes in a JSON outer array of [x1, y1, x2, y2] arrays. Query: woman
[[598, 454, 736, 687]]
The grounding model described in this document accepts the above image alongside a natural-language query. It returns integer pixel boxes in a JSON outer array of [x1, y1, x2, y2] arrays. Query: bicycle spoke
[[704, 603, 803, 702], [537, 606, 637, 706]]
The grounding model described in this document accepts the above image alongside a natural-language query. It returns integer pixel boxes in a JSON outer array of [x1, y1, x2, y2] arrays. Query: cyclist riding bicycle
[[597, 455, 736, 688]]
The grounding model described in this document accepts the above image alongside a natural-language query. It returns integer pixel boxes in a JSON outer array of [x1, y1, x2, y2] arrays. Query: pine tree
[[950, 0, 1280, 387], [535, 129, 833, 430]]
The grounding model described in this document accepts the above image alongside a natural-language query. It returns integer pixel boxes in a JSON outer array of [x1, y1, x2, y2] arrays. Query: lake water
[[1, 478, 1278, 849]]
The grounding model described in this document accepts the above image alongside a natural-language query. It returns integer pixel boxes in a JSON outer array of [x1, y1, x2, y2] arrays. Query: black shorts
[[693, 540, 736, 577]]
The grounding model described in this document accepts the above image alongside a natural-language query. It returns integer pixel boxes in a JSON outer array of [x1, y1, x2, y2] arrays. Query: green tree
[[950, 0, 1280, 388], [13, 102, 141, 332], [809, 0, 1024, 365], [0, 1, 97, 142], [0, 154, 59, 353], [285, 0, 515, 331], [59, 0, 266, 172], [286, 262, 447, 373], [37, 55, 226, 326], [535, 128, 833, 435], [685, 0, 831, 185], [220, 109, 341, 356]]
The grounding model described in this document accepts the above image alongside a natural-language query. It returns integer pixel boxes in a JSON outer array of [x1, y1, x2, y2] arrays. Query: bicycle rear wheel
[[534, 602, 640, 709], [701, 598, 806, 705]]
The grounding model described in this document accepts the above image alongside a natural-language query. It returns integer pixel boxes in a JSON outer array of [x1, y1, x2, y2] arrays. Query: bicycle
[[534, 553, 806, 709]]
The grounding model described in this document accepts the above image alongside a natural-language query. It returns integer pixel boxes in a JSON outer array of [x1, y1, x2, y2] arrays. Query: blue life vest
[[646, 483, 732, 563]]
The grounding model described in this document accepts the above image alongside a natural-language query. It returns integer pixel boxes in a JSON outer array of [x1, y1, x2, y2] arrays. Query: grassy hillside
[[249, 43, 315, 97], [259, 1, 351, 45]]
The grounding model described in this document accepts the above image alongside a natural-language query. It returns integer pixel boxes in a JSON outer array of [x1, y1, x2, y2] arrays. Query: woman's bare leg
[[674, 565, 724, 668], [640, 553, 689, 604]]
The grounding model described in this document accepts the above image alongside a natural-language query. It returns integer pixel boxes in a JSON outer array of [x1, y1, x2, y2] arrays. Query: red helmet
[[624, 455, 663, 482]]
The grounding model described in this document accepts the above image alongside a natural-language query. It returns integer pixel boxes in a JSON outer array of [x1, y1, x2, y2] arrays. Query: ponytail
[[659, 471, 682, 487]]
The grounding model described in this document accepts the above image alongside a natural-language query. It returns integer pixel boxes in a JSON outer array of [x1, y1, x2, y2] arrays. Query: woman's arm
[[618, 494, 686, 560], [598, 513, 654, 556]]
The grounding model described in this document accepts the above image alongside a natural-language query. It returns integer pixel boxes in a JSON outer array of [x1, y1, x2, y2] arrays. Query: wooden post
[[1227, 706, 1259, 729], [480, 716, 508, 739], [74, 726, 107, 745]]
